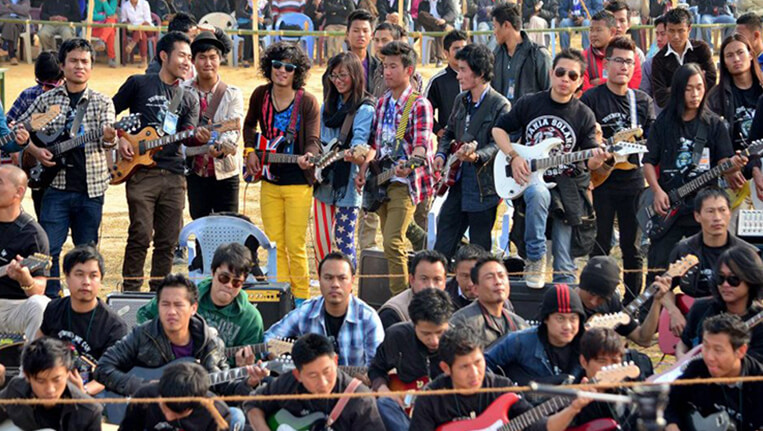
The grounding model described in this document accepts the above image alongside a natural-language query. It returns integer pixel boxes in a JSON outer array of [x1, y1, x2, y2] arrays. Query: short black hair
[[318, 251, 356, 276], [408, 288, 454, 325], [22, 337, 73, 378], [35, 51, 62, 82], [580, 328, 625, 360], [156, 31, 192, 65], [58, 38, 93, 65], [738, 12, 762, 32], [191, 42, 222, 60], [454, 44, 495, 82], [604, 0, 629, 14], [491, 3, 522, 30], [411, 249, 448, 276], [552, 48, 587, 74], [62, 245, 104, 276], [260, 41, 312, 90], [347, 9, 375, 28], [439, 326, 482, 367], [470, 255, 505, 284], [654, 14, 667, 28], [168, 12, 197, 33], [156, 273, 199, 305], [375, 22, 405, 40], [211, 243, 253, 278], [703, 314, 751, 350], [454, 243, 489, 266], [605, 36, 637, 58], [159, 362, 210, 413], [444, 30, 468, 52], [292, 333, 335, 370], [380, 41, 418, 68], [693, 185, 731, 212], [591, 10, 616, 28], [665, 7, 692, 26]]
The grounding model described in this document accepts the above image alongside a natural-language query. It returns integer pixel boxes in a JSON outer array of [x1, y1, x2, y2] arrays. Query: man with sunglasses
[[136, 242, 264, 366], [492, 49, 605, 288]]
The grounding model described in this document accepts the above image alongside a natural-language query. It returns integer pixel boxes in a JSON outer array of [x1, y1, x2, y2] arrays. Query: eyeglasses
[[329, 72, 350, 81], [554, 67, 579, 81], [217, 272, 245, 288], [716, 273, 742, 287], [607, 57, 636, 67], [272, 60, 297, 73]]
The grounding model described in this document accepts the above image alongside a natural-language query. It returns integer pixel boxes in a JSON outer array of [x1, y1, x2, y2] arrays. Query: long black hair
[[322, 52, 369, 116], [659, 63, 712, 126], [713, 246, 763, 308], [714, 34, 763, 118]]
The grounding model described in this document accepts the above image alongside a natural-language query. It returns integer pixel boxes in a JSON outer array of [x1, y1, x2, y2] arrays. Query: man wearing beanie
[[485, 284, 586, 385], [576, 256, 670, 347]]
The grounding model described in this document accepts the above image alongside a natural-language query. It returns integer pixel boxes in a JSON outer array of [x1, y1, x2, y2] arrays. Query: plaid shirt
[[6, 85, 43, 123], [370, 85, 435, 205], [15, 86, 115, 198], [264, 295, 384, 367]]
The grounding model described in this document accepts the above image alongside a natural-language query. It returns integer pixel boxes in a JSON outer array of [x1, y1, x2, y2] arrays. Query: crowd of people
[[0, 1, 762, 430]]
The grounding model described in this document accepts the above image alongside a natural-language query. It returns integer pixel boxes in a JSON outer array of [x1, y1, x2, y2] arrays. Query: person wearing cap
[[182, 30, 244, 220], [576, 256, 670, 347], [484, 284, 586, 386]]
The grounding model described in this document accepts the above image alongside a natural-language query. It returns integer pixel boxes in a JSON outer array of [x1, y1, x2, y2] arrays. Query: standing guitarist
[[580, 36, 655, 305], [356, 41, 435, 297], [113, 31, 205, 292], [432, 44, 510, 258], [17, 38, 116, 298]]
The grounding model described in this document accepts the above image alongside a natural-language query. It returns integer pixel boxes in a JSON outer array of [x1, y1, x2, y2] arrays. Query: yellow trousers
[[260, 182, 312, 299]]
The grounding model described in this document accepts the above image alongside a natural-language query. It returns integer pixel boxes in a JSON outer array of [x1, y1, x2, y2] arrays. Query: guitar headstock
[[214, 118, 242, 133], [267, 337, 295, 357], [594, 361, 641, 383], [0, 332, 25, 346], [349, 144, 371, 159], [20, 253, 52, 273], [611, 127, 643, 144], [28, 105, 62, 131], [115, 113, 142, 133], [666, 254, 699, 279], [404, 156, 426, 170], [609, 141, 648, 156], [264, 356, 296, 375], [586, 312, 631, 330]]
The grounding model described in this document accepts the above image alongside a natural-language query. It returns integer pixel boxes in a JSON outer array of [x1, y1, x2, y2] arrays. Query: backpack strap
[[326, 378, 363, 427]]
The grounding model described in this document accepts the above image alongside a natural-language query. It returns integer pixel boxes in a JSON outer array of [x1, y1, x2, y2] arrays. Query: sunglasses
[[716, 274, 742, 287], [554, 67, 580, 81], [272, 60, 297, 73], [217, 272, 245, 288], [36, 79, 61, 89]]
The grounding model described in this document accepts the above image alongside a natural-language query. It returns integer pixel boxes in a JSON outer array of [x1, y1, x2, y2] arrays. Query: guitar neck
[[339, 365, 368, 376], [534, 147, 601, 171], [208, 365, 252, 386], [223, 343, 269, 358], [145, 128, 197, 151], [625, 283, 659, 316], [504, 396, 571, 431]]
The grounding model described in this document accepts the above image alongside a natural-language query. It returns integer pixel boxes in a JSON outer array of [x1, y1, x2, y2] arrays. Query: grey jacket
[[450, 300, 528, 348], [492, 31, 551, 104]]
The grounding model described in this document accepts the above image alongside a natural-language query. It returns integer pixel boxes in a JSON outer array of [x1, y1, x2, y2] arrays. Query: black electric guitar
[[362, 156, 426, 212], [0, 253, 51, 279]]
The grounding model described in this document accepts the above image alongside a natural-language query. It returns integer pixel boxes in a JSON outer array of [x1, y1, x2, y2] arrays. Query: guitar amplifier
[[106, 292, 156, 330], [244, 281, 294, 330], [737, 210, 763, 237], [357, 249, 415, 309], [508, 281, 578, 321]]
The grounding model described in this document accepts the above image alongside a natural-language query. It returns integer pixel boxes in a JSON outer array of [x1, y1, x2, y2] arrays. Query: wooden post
[[398, 0, 404, 24], [85, 0, 95, 41], [252, 0, 260, 70]]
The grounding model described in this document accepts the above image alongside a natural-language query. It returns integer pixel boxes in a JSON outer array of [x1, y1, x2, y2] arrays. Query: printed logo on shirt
[[600, 112, 630, 138], [672, 138, 710, 178], [147, 94, 171, 132], [525, 115, 577, 176], [734, 105, 755, 147]]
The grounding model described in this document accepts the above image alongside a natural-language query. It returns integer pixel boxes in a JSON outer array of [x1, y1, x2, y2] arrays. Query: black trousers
[[591, 187, 644, 304], [187, 173, 240, 220], [433, 181, 498, 259]]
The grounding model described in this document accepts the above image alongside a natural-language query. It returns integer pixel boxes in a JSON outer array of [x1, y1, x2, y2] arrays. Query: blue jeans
[[523, 184, 576, 283], [377, 397, 411, 431], [699, 13, 735, 50], [558, 17, 590, 50], [39, 188, 104, 297], [228, 407, 246, 431]]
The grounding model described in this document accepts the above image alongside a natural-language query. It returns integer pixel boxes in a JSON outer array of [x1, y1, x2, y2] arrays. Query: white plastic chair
[[198, 12, 238, 66], [178, 215, 278, 280]]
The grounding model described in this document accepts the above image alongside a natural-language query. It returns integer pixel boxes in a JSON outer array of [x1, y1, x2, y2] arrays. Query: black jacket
[[40, 0, 80, 21], [445, 277, 472, 310], [368, 322, 443, 390], [95, 314, 228, 396], [417, 0, 458, 24], [324, 0, 356, 26], [651, 39, 717, 108], [522, 0, 558, 24], [377, 0, 410, 26], [492, 31, 551, 104], [0, 378, 102, 431]]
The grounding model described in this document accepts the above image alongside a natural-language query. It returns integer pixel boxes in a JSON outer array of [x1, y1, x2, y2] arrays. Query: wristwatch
[[506, 150, 519, 163]]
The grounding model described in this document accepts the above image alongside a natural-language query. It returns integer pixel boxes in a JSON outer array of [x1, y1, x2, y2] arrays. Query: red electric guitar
[[435, 141, 477, 196], [388, 373, 430, 415], [657, 294, 696, 355]]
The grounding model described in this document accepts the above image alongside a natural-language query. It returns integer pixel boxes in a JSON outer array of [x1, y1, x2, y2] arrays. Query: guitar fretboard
[[339, 365, 368, 376], [144, 128, 198, 152], [625, 283, 660, 316], [208, 366, 254, 386], [223, 343, 269, 358], [533, 147, 602, 171], [50, 130, 103, 156], [503, 396, 571, 431]]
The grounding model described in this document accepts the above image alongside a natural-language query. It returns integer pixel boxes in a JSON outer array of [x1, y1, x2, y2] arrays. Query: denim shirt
[[313, 102, 375, 208]]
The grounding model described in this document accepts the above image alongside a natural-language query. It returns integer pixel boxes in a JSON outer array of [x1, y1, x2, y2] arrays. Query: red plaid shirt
[[370, 85, 435, 205]]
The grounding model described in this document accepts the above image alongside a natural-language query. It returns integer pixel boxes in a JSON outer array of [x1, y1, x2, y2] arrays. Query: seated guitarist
[[445, 244, 489, 310], [136, 243, 265, 366], [409, 325, 591, 431], [432, 44, 510, 258], [244, 333, 385, 430], [678, 246, 763, 360], [15, 38, 116, 298], [369, 288, 454, 430], [95, 274, 267, 396], [666, 314, 763, 431]]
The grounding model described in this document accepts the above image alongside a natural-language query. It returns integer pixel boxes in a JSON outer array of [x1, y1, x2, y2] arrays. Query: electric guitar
[[27, 113, 142, 189], [222, 337, 294, 359], [362, 156, 427, 212], [435, 362, 640, 431], [688, 410, 736, 431], [6, 104, 62, 150], [584, 312, 631, 331], [313, 140, 371, 184], [182, 141, 237, 157], [435, 141, 478, 196], [637, 139, 763, 240], [657, 294, 696, 355], [493, 138, 648, 200], [624, 254, 699, 319], [0, 253, 51, 279], [108, 118, 241, 185], [388, 373, 430, 415], [590, 128, 645, 188], [267, 410, 328, 431]]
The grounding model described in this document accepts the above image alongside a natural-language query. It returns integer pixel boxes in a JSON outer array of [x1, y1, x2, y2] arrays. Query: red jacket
[[582, 46, 642, 92]]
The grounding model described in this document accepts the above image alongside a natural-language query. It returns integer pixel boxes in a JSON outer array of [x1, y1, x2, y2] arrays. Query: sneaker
[[524, 257, 546, 289], [108, 58, 118, 68], [173, 247, 187, 265], [9, 57, 17, 65]]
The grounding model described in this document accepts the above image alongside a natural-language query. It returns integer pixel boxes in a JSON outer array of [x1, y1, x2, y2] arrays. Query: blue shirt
[[7, 85, 44, 123], [0, 102, 16, 154]]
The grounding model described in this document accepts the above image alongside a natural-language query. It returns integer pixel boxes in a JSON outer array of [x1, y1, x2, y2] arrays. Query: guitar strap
[[627, 89, 642, 164], [201, 80, 229, 125], [326, 378, 362, 427], [338, 111, 357, 148], [390, 91, 418, 158], [691, 121, 708, 167], [167, 84, 185, 117], [285, 89, 304, 146], [69, 96, 89, 139]]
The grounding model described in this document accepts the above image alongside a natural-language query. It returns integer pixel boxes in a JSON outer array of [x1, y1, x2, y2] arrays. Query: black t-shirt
[[547, 343, 574, 375], [730, 85, 761, 151], [0, 213, 50, 300], [579, 85, 655, 191], [681, 298, 763, 360], [495, 90, 598, 178], [325, 311, 346, 343], [35, 404, 63, 429], [112, 74, 200, 174], [582, 294, 639, 337], [62, 89, 87, 193]]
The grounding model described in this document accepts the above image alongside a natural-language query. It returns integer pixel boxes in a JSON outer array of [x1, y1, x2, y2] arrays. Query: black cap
[[191, 31, 226, 56], [538, 284, 586, 322], [579, 256, 621, 300]]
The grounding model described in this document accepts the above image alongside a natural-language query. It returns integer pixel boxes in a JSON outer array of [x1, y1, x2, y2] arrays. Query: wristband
[[20, 282, 35, 291], [243, 147, 255, 158]]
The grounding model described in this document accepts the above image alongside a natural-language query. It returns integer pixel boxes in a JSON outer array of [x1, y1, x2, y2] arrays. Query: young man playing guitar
[[666, 314, 763, 431], [410, 325, 591, 431], [36, 245, 128, 397], [432, 43, 510, 259], [245, 333, 384, 430], [445, 244, 489, 310], [16, 38, 116, 298], [113, 31, 206, 292]]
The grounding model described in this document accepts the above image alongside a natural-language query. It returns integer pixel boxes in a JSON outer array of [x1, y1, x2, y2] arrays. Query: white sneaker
[[524, 257, 546, 289]]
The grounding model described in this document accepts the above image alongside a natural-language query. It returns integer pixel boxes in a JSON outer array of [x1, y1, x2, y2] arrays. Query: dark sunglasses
[[36, 78, 61, 89], [217, 272, 245, 288], [554, 67, 580, 81], [272, 60, 297, 73], [716, 273, 742, 287]]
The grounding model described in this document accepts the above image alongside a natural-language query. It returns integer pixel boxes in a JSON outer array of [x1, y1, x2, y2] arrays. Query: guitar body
[[388, 374, 430, 414], [109, 126, 163, 185], [436, 141, 470, 196], [636, 187, 684, 241], [435, 393, 518, 431], [688, 410, 736, 431], [658, 294, 695, 355], [362, 159, 393, 212], [28, 127, 68, 189], [493, 138, 564, 200], [267, 409, 327, 431], [591, 156, 639, 189], [566, 418, 620, 431]]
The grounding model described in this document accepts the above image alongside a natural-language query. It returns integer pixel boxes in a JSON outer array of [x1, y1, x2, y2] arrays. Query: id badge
[[507, 78, 515, 101], [163, 112, 179, 135], [602, 68, 608, 80]]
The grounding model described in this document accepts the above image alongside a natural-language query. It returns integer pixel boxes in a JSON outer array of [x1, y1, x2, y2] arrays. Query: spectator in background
[[558, 0, 603, 49], [324, 0, 356, 59], [304, 0, 323, 32], [92, 0, 119, 68], [737, 13, 763, 70], [417, 0, 458, 65], [605, 0, 646, 63], [641, 14, 667, 115], [425, 29, 467, 137], [473, 0, 498, 46], [345, 9, 377, 93], [581, 10, 642, 92], [0, 0, 30, 65], [145, 11, 200, 76], [38, 0, 80, 52], [378, 0, 410, 27], [237, 0, 273, 68], [695, 0, 735, 51], [273, 0, 306, 21], [121, 0, 156, 67], [522, 0, 558, 47], [191, 0, 230, 21]]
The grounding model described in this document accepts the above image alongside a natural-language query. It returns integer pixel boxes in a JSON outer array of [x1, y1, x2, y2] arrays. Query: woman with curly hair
[[243, 42, 320, 303]]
